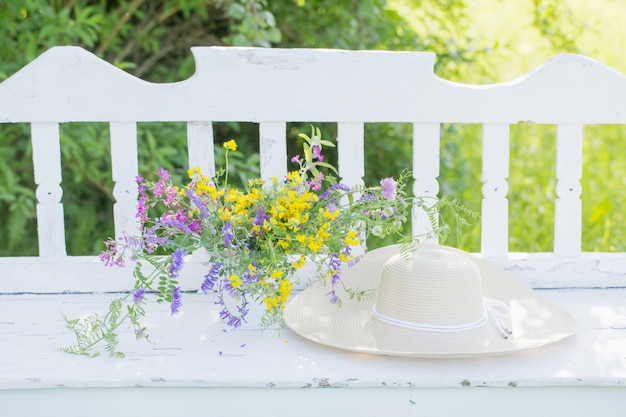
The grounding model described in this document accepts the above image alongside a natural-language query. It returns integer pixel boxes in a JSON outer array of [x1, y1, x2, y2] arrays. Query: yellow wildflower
[[196, 180, 220, 200], [292, 255, 306, 270], [223, 139, 237, 151], [228, 274, 242, 289], [263, 297, 279, 312], [187, 167, 202, 178], [218, 207, 232, 221], [323, 207, 340, 221], [278, 279, 292, 304], [248, 178, 265, 187], [344, 230, 360, 246], [308, 240, 322, 253], [316, 223, 331, 242], [339, 253, 354, 262], [287, 170, 302, 184]]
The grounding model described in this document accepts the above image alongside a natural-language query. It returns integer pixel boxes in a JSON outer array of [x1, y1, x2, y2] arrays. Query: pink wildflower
[[380, 177, 397, 200], [311, 145, 324, 161], [164, 186, 178, 207], [308, 172, 325, 191]]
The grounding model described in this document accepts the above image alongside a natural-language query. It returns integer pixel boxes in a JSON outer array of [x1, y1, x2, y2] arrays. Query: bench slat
[[412, 122, 440, 242], [481, 123, 510, 256], [337, 122, 365, 188], [259, 121, 287, 182], [555, 123, 583, 255], [187, 121, 216, 178], [32, 122, 66, 257], [110, 122, 139, 239]]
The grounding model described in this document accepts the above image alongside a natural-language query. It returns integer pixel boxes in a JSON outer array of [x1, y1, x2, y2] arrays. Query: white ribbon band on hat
[[372, 297, 513, 339]]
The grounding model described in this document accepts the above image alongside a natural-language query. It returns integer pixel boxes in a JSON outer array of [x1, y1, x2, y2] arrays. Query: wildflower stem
[[224, 149, 230, 187]]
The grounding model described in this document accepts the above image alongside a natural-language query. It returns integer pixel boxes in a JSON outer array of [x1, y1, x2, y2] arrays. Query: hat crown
[[374, 248, 485, 327]]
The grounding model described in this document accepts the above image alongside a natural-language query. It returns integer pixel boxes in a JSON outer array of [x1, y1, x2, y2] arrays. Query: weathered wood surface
[[1, 46, 626, 416], [1, 288, 625, 416], [2, 47, 626, 124]]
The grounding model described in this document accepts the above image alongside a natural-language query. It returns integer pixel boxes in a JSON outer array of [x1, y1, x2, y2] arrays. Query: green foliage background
[[1, 0, 625, 255]]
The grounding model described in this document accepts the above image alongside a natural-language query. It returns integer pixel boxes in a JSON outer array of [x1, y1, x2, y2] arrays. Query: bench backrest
[[2, 46, 626, 293]]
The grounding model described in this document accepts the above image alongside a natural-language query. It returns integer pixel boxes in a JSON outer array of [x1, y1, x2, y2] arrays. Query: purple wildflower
[[243, 271, 257, 285], [164, 186, 178, 207], [380, 177, 398, 200], [223, 278, 240, 297], [358, 192, 378, 202], [170, 286, 182, 315], [133, 288, 145, 303], [328, 253, 342, 285], [326, 290, 340, 304], [189, 220, 201, 233], [186, 190, 209, 219], [326, 202, 338, 217], [311, 144, 324, 161], [136, 175, 150, 224], [99, 239, 125, 267], [119, 231, 143, 253], [175, 210, 187, 223], [320, 183, 351, 199], [155, 217, 193, 235], [349, 253, 364, 267], [217, 293, 248, 328], [220, 309, 243, 328], [136, 174, 145, 192], [153, 168, 171, 199], [222, 222, 234, 247], [308, 172, 325, 191], [143, 227, 172, 253], [156, 167, 170, 181], [291, 154, 300, 163], [252, 207, 270, 236], [169, 248, 187, 279], [136, 194, 148, 223], [201, 262, 222, 293], [154, 180, 166, 198]]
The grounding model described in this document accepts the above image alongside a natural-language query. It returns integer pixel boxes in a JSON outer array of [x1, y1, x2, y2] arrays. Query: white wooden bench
[[1, 46, 625, 416]]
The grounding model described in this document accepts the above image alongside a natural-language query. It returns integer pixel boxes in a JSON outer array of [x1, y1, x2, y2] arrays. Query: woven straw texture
[[284, 244, 579, 358]]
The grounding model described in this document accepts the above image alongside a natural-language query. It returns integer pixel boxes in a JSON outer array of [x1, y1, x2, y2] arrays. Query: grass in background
[[508, 124, 556, 252], [582, 125, 626, 251]]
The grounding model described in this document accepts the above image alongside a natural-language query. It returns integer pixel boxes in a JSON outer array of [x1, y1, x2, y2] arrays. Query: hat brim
[[284, 244, 579, 358]]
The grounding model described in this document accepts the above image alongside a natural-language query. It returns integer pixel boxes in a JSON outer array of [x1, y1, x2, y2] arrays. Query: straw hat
[[284, 243, 579, 358]]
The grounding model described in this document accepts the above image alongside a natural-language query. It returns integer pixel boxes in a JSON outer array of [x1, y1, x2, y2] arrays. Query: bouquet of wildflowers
[[63, 127, 442, 357]]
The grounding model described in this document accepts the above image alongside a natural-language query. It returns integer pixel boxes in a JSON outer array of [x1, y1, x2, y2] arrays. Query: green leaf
[[228, 3, 247, 20], [313, 161, 339, 175]]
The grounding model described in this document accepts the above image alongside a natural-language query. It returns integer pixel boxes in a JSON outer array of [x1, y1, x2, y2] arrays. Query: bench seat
[[1, 283, 625, 416]]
